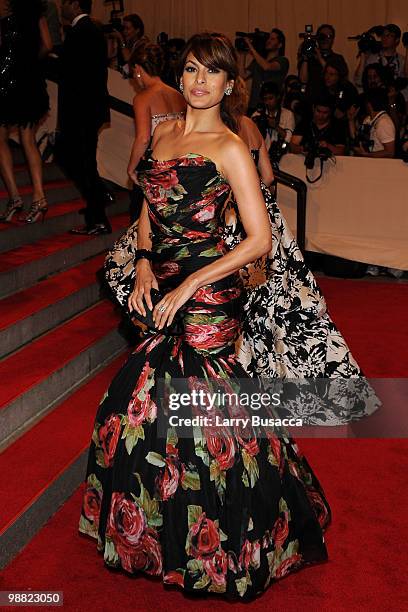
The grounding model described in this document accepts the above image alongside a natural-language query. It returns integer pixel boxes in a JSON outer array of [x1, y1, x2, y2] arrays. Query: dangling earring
[[179, 80, 184, 92], [224, 86, 233, 96], [136, 73, 141, 78]]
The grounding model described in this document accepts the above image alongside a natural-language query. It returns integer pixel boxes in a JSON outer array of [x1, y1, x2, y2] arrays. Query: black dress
[[0, 1, 49, 127], [79, 153, 331, 600]]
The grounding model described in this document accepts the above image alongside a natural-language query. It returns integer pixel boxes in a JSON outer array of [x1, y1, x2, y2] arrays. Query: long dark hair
[[271, 28, 286, 56], [8, 0, 46, 23], [178, 32, 240, 133]]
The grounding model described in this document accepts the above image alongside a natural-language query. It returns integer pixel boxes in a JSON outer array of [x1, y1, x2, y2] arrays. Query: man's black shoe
[[88, 223, 112, 235]]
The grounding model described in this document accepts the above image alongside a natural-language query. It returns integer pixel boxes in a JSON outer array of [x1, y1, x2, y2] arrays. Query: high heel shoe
[[23, 197, 49, 224], [0, 196, 24, 222]]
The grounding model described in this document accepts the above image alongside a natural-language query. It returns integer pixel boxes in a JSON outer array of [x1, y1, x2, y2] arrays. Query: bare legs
[[19, 125, 45, 202], [0, 124, 47, 222], [0, 126, 20, 200]]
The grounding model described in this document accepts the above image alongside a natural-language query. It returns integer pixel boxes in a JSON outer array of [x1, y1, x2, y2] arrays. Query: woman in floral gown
[[79, 32, 331, 600]]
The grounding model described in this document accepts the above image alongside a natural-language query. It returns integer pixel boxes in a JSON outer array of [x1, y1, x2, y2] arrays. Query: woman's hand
[[244, 38, 254, 55], [128, 259, 159, 316], [152, 278, 199, 330], [127, 163, 139, 185]]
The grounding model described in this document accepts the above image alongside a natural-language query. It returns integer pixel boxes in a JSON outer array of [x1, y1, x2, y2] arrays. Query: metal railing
[[273, 167, 307, 254]]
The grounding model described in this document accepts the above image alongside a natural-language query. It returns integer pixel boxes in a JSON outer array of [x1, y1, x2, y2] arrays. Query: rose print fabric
[[79, 154, 331, 600], [105, 153, 379, 425]]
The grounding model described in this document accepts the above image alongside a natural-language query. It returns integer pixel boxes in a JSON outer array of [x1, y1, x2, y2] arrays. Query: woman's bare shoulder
[[218, 130, 250, 160], [151, 117, 181, 147]]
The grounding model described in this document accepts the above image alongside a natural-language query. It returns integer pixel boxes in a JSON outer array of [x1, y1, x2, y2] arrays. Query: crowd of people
[[0, 2, 407, 234], [105, 17, 408, 165]]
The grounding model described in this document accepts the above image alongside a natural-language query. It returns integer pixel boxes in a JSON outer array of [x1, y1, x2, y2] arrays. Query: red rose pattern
[[184, 318, 240, 350], [127, 362, 156, 427], [186, 512, 220, 559], [83, 486, 102, 526], [106, 492, 163, 575], [98, 414, 121, 467], [205, 427, 236, 471], [274, 553, 302, 578], [307, 489, 330, 529], [271, 514, 289, 549], [155, 456, 186, 501], [203, 548, 228, 586]]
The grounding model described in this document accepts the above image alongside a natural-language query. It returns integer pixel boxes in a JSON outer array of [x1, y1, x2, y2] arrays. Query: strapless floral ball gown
[[79, 154, 331, 600]]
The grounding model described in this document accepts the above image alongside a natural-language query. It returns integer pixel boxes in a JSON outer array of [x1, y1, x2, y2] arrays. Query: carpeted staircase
[[0, 146, 131, 569]]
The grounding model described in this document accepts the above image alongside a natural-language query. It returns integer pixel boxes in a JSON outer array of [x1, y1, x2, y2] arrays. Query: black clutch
[[128, 288, 185, 336]]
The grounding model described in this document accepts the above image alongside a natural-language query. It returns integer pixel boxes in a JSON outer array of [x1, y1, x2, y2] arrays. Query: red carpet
[[0, 178, 71, 201], [0, 301, 120, 410], [0, 353, 127, 534], [0, 214, 128, 274], [1, 439, 407, 611], [1, 278, 407, 611], [318, 277, 408, 377], [0, 199, 82, 232], [0, 254, 105, 331]]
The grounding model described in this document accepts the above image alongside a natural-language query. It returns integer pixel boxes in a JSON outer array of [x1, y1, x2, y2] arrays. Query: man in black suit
[[57, 0, 111, 234]]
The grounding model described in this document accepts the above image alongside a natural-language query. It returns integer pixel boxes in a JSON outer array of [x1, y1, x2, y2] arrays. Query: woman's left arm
[[38, 16, 52, 57], [153, 139, 272, 329]]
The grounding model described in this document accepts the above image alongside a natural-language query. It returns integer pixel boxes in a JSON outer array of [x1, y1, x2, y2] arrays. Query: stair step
[[0, 213, 129, 298], [0, 300, 127, 447], [0, 178, 80, 208], [0, 193, 129, 253], [0, 352, 128, 569], [13, 162, 66, 187], [0, 254, 106, 357]]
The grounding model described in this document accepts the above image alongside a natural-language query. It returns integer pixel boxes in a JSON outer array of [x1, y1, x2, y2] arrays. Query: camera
[[101, 10, 123, 34], [235, 29, 269, 54], [304, 139, 332, 170], [348, 26, 384, 54], [252, 103, 270, 137], [269, 139, 289, 165], [298, 25, 318, 60], [353, 124, 374, 152]]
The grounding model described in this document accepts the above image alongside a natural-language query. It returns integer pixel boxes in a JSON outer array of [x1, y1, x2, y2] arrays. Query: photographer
[[290, 96, 346, 156], [282, 74, 308, 124], [361, 63, 407, 133], [239, 28, 289, 112], [110, 14, 148, 72], [318, 57, 358, 120], [298, 24, 348, 99], [354, 24, 408, 96], [251, 81, 295, 152], [353, 88, 395, 158]]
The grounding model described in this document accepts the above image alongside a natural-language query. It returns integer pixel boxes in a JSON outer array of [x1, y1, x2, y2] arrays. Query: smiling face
[[181, 53, 233, 110]]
